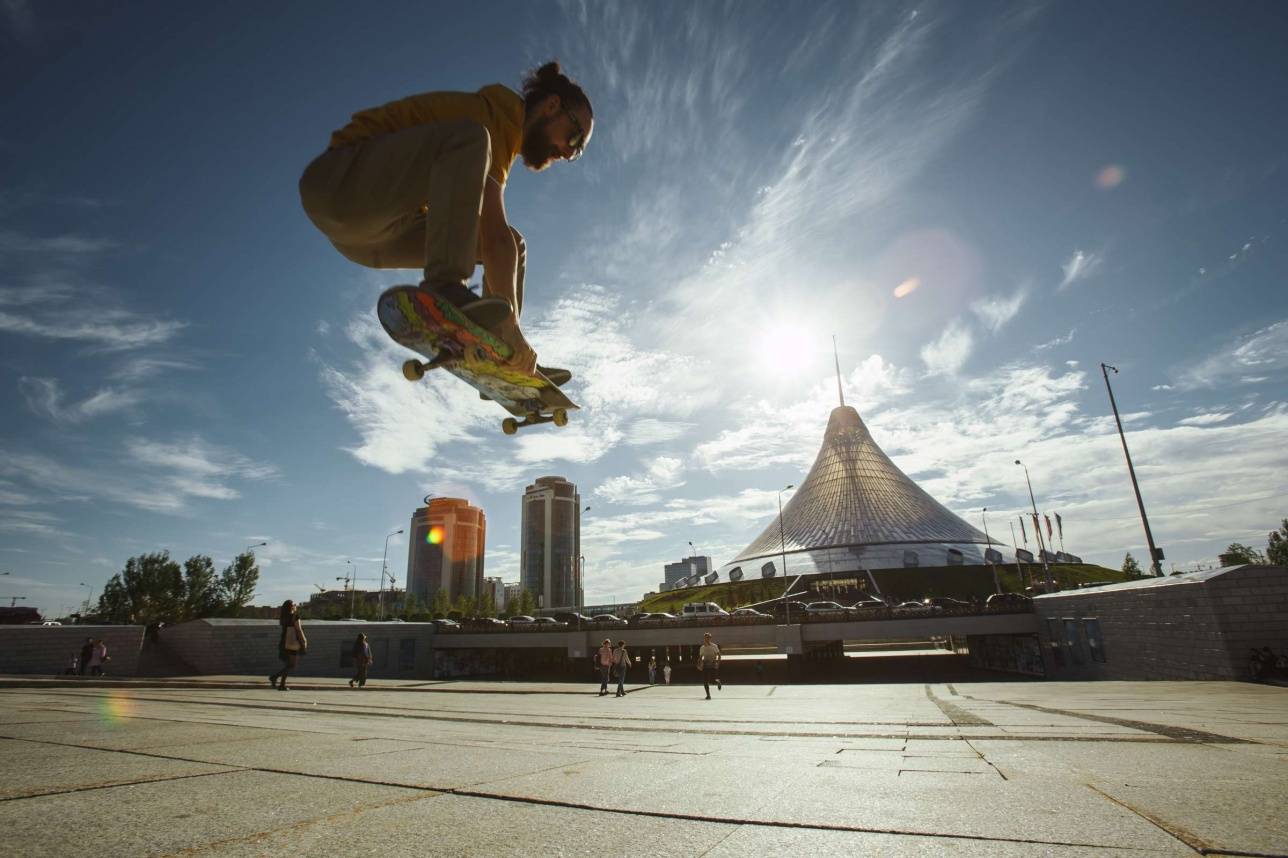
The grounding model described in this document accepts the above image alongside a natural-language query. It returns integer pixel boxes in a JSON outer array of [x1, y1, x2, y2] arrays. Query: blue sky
[[3, 1, 1287, 617]]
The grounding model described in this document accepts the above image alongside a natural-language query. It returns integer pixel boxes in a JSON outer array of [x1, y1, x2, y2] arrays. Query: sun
[[756, 322, 816, 379]]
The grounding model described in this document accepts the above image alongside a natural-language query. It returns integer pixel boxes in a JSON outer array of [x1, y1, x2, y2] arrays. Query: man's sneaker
[[419, 281, 511, 330], [538, 365, 572, 386]]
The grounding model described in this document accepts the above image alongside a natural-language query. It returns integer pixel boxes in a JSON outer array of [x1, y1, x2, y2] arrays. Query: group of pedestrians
[[267, 600, 373, 690], [595, 633, 721, 698], [64, 638, 108, 676]]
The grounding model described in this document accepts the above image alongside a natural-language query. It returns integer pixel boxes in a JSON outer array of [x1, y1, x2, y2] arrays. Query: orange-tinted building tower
[[407, 498, 486, 605]]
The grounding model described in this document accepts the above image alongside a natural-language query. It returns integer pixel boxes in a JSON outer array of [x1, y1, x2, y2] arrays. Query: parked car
[[530, 617, 567, 628], [770, 600, 811, 620], [804, 601, 851, 616], [507, 615, 537, 627], [631, 612, 678, 626], [680, 602, 729, 621], [465, 617, 508, 629], [922, 597, 971, 611], [590, 614, 628, 626], [730, 607, 771, 619], [891, 601, 935, 615], [554, 612, 594, 627], [432, 618, 460, 630], [41, 621, 63, 626], [985, 592, 1033, 610]]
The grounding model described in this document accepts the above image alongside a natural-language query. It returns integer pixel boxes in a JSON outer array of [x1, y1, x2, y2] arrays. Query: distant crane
[[4, 596, 28, 607]]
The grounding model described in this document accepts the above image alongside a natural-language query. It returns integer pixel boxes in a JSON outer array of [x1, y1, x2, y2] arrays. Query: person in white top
[[595, 638, 614, 696], [698, 633, 721, 699]]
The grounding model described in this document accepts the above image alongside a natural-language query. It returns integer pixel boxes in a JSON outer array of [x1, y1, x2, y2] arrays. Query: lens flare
[[99, 692, 135, 723], [893, 277, 920, 298], [1095, 165, 1126, 189], [427, 526, 445, 545]]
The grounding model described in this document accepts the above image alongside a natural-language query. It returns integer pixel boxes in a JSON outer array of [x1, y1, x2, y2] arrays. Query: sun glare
[[757, 322, 816, 378]]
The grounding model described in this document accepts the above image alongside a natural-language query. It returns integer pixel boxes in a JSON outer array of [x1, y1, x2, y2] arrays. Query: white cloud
[[0, 230, 116, 255], [1175, 319, 1288, 390], [970, 286, 1028, 333], [1177, 412, 1233, 427], [19, 377, 143, 424], [595, 456, 686, 505], [1057, 249, 1103, 289], [1034, 328, 1076, 351], [920, 320, 974, 376]]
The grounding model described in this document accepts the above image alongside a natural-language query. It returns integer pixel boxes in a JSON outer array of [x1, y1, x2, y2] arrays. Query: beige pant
[[299, 119, 525, 313]]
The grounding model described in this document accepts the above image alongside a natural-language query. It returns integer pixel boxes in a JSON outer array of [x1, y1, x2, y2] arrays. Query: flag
[[1031, 513, 1041, 545], [1044, 514, 1053, 540], [1018, 516, 1027, 543], [1055, 512, 1064, 542]]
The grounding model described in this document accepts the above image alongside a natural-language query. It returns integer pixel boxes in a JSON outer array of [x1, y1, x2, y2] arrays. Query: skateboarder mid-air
[[299, 61, 593, 383]]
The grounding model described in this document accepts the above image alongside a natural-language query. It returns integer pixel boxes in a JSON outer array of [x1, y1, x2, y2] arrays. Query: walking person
[[698, 633, 721, 699], [647, 652, 657, 685], [595, 638, 614, 696], [349, 633, 371, 689], [87, 639, 108, 676], [663, 659, 672, 685], [269, 600, 308, 691], [613, 640, 632, 697], [64, 651, 79, 675], [78, 637, 93, 676]]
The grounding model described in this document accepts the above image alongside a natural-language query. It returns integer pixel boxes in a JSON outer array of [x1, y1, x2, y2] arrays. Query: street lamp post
[[79, 582, 94, 615], [244, 541, 267, 556], [1008, 522, 1025, 588], [982, 508, 1000, 594], [379, 529, 404, 621], [345, 560, 358, 618], [1101, 363, 1163, 576], [778, 484, 794, 624], [1015, 461, 1054, 591]]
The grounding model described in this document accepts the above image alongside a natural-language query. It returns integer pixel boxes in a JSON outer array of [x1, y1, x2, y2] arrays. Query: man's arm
[[479, 177, 518, 312]]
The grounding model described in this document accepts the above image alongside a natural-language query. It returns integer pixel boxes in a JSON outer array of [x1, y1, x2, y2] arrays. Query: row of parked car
[[431, 593, 1034, 631]]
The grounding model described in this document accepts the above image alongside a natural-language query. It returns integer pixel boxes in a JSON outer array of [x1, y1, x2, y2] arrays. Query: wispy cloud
[[920, 320, 974, 376], [1034, 328, 1076, 351], [1175, 319, 1288, 390], [970, 286, 1028, 333], [0, 279, 185, 351], [0, 230, 117, 255], [594, 456, 686, 505], [1057, 249, 1103, 290], [1178, 412, 1233, 427], [19, 377, 143, 424]]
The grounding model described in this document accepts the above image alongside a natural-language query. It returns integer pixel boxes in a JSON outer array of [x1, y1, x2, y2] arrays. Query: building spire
[[832, 335, 845, 408]]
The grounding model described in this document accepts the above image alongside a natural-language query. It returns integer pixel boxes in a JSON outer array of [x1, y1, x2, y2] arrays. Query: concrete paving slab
[[1, 769, 424, 858], [0, 737, 237, 800]]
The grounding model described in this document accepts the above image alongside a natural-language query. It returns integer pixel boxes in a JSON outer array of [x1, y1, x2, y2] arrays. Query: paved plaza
[[0, 675, 1284, 856]]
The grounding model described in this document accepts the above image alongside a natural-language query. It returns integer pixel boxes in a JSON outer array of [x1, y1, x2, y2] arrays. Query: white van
[[680, 602, 729, 621]]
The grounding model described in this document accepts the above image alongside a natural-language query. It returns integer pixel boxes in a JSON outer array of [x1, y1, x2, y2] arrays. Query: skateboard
[[376, 284, 578, 435]]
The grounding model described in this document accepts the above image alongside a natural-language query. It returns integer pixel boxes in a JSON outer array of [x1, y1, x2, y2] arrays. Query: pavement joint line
[[962, 737, 1009, 781], [0, 765, 243, 803], [925, 684, 994, 727], [1084, 783, 1214, 855], [962, 695, 1254, 744], [0, 724, 1197, 852]]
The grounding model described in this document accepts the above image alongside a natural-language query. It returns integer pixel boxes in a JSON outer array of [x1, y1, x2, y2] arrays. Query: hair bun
[[537, 61, 562, 81]]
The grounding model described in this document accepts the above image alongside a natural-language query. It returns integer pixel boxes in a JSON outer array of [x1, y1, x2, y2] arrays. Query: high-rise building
[[406, 498, 486, 605], [503, 581, 522, 610], [660, 556, 711, 591], [482, 576, 506, 612], [521, 476, 581, 610]]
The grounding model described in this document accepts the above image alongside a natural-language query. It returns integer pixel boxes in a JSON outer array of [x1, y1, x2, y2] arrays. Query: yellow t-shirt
[[329, 84, 524, 186]]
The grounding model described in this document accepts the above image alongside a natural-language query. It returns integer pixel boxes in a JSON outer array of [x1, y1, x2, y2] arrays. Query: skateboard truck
[[402, 348, 455, 381], [503, 410, 570, 435]]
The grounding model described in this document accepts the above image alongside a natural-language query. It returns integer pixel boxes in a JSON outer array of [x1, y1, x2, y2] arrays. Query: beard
[[520, 115, 559, 171]]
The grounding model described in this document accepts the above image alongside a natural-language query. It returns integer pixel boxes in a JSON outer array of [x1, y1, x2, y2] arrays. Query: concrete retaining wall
[[1035, 564, 1288, 680], [159, 619, 437, 679], [0, 626, 145, 676]]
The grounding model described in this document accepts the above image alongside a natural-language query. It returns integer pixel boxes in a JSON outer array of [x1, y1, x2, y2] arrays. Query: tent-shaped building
[[718, 402, 1004, 580]]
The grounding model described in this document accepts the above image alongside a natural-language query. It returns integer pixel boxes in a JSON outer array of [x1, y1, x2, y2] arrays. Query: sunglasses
[[565, 108, 588, 160]]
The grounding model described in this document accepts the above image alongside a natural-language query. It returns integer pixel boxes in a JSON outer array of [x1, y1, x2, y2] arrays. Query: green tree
[[1268, 519, 1288, 566], [182, 554, 224, 620], [96, 551, 184, 624], [517, 588, 536, 616], [218, 552, 260, 614], [478, 590, 496, 618], [430, 588, 451, 619], [1121, 553, 1142, 577], [1223, 542, 1267, 565]]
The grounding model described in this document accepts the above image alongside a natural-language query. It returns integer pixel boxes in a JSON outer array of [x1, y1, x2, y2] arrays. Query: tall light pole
[[345, 560, 358, 618], [981, 508, 1000, 594], [79, 582, 94, 615], [1101, 363, 1163, 576], [379, 529, 403, 621], [778, 484, 794, 624], [1008, 522, 1025, 588], [1015, 461, 1054, 591], [244, 541, 267, 556]]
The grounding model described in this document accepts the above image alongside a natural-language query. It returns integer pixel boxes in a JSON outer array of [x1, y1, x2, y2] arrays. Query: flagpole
[[1101, 363, 1163, 576], [1009, 521, 1025, 589]]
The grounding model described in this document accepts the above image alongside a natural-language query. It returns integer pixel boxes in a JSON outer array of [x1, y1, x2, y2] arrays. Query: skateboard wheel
[[402, 360, 425, 381], [552, 408, 569, 427], [502, 418, 519, 435]]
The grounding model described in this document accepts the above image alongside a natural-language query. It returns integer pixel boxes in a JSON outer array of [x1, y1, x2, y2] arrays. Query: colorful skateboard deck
[[376, 284, 579, 435]]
